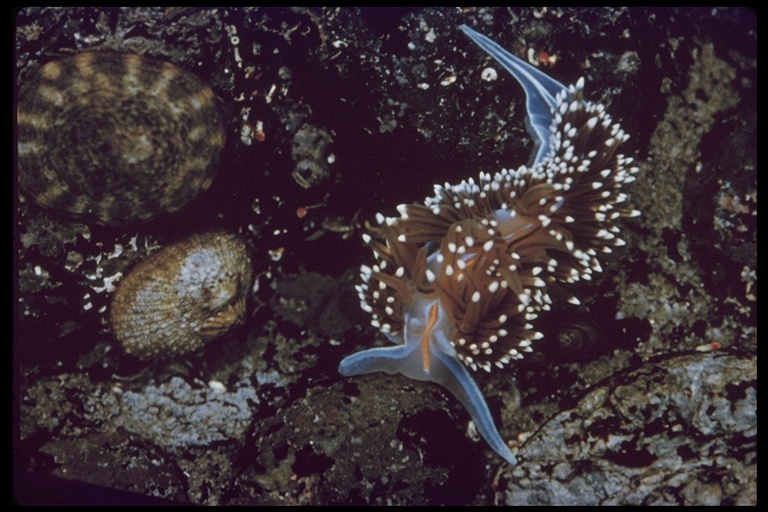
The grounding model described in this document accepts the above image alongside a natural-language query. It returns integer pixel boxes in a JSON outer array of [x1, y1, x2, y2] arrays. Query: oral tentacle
[[429, 329, 518, 465]]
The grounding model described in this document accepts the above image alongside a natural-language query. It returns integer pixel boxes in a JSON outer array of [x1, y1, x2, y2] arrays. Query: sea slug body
[[339, 25, 639, 465], [17, 52, 225, 226], [111, 232, 252, 360]]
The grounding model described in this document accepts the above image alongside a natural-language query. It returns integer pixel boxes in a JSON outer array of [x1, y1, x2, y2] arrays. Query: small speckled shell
[[17, 52, 225, 226], [111, 232, 252, 360]]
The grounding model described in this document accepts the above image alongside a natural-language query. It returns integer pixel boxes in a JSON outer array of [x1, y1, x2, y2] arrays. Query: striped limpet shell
[[111, 232, 252, 360], [17, 52, 225, 226]]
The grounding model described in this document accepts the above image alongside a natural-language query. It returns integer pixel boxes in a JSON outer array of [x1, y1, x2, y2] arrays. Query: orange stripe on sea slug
[[421, 303, 440, 372]]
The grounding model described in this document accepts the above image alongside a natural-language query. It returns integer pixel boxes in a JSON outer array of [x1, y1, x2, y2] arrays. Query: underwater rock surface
[[16, 7, 755, 506]]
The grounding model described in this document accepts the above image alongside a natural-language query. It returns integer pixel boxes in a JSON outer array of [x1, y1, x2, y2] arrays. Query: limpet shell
[[111, 232, 252, 360], [17, 52, 225, 226]]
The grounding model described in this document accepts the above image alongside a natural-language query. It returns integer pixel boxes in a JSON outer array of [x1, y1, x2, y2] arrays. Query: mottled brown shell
[[17, 52, 225, 226], [111, 232, 252, 360]]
